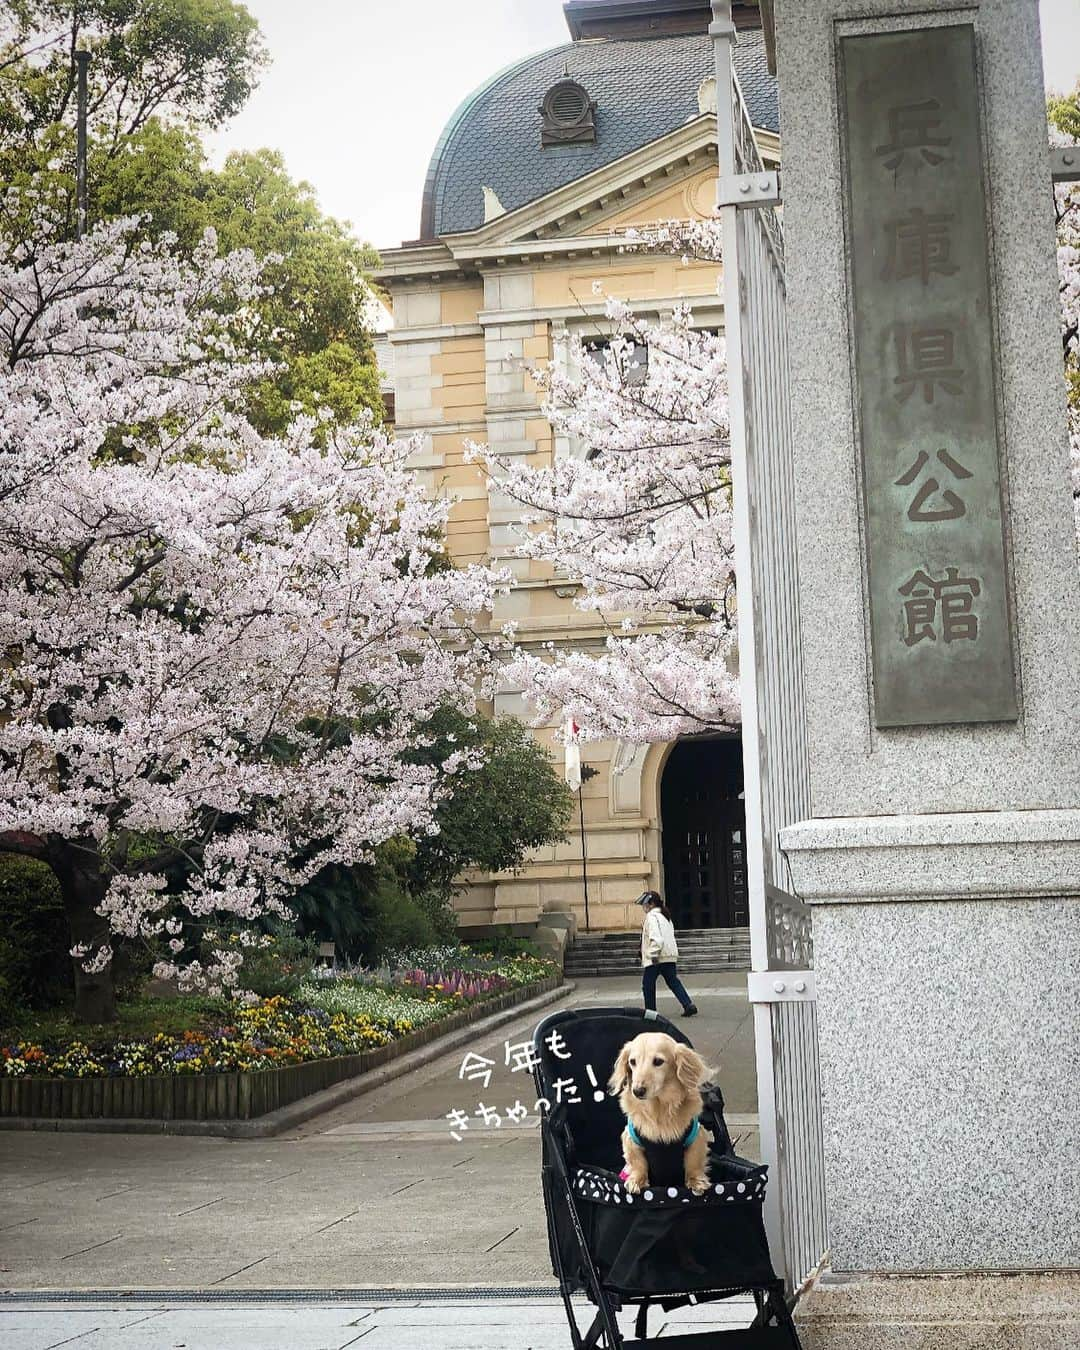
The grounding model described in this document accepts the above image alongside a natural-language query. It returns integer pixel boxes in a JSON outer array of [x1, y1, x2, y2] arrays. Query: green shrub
[[0, 854, 163, 1016], [466, 928, 543, 960], [409, 886, 459, 945], [290, 857, 437, 966], [0, 855, 73, 1017], [406, 709, 572, 899], [224, 929, 317, 998], [280, 709, 568, 966]]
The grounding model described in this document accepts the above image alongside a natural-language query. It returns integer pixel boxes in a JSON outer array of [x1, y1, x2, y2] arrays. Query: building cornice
[[376, 117, 779, 286], [375, 241, 458, 284], [563, 0, 763, 41], [475, 295, 726, 327]]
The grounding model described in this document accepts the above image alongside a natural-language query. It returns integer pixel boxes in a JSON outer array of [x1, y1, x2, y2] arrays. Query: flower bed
[[0, 996, 410, 1080], [2, 948, 555, 1079], [0, 945, 559, 1123], [0, 974, 560, 1123]]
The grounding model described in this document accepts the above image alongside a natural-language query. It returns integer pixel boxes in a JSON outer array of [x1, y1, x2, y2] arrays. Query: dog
[[608, 1031, 712, 1195]]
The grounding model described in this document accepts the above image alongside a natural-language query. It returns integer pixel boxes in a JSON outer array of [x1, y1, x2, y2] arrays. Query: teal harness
[[627, 1115, 700, 1149]]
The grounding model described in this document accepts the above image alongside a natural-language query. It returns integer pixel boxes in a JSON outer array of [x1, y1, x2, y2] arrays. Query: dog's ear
[[608, 1044, 631, 1096], [674, 1044, 708, 1092]]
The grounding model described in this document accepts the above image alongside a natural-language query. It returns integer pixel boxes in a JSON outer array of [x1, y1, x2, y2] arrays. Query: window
[[583, 336, 649, 387], [539, 80, 597, 147]]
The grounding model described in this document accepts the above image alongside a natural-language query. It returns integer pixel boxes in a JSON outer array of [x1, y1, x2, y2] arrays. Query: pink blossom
[[476, 289, 739, 742], [0, 197, 504, 989]]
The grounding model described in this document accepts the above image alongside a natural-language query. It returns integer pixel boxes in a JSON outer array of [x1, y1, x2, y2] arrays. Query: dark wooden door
[[661, 738, 747, 929]]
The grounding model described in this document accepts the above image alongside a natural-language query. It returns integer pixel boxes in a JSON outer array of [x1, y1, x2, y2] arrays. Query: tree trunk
[[50, 843, 117, 1024]]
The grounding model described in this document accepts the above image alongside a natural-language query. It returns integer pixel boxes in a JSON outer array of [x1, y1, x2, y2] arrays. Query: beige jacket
[[641, 908, 679, 966]]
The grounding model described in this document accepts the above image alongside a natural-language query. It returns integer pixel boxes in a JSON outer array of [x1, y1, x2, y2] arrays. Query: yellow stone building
[[376, 0, 778, 939]]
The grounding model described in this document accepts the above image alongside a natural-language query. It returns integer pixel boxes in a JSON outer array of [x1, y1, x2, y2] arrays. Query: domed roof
[[419, 28, 778, 239]]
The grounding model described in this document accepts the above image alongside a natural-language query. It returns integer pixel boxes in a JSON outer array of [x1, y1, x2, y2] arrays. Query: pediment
[[377, 115, 779, 283], [440, 115, 779, 259]]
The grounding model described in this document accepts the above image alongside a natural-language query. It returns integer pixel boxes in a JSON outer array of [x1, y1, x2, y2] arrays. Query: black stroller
[[532, 1005, 803, 1349]]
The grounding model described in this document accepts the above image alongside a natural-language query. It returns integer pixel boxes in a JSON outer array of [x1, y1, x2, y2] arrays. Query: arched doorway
[[660, 737, 748, 929]]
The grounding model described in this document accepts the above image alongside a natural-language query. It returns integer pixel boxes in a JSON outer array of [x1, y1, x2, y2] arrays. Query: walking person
[[637, 890, 698, 1017]]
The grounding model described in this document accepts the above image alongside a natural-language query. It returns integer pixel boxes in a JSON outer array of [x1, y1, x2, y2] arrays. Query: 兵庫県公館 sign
[[840, 23, 1018, 727]]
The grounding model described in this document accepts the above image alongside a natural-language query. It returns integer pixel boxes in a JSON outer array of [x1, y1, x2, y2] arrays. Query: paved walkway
[[0, 1291, 760, 1349], [0, 974, 757, 1292]]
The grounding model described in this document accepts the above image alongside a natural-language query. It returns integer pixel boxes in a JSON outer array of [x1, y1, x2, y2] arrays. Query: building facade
[[376, 0, 778, 935]]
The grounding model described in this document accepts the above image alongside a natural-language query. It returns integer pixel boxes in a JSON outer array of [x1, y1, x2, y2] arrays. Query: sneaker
[[682, 1004, 698, 1017]]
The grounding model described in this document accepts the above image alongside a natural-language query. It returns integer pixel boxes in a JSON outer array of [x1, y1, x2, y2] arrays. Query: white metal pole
[[710, 0, 788, 1287]]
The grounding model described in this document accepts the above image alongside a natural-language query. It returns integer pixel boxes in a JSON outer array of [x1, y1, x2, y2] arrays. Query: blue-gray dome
[[420, 28, 778, 239]]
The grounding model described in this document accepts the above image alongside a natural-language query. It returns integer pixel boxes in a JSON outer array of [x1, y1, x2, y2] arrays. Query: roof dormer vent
[[540, 79, 597, 146]]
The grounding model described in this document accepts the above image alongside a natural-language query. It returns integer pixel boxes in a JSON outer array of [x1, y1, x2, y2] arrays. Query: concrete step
[[564, 928, 752, 977], [567, 943, 750, 956], [569, 938, 750, 953], [564, 955, 751, 967], [566, 947, 750, 959], [566, 956, 749, 965], [566, 939, 751, 948], [564, 955, 751, 975], [572, 931, 749, 940], [571, 928, 749, 942], [564, 963, 750, 977]]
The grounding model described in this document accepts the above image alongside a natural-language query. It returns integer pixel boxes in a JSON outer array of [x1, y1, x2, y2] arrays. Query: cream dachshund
[[608, 1031, 712, 1195]]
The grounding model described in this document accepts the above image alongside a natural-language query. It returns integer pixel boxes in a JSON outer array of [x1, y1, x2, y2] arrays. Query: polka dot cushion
[[573, 1164, 767, 1208]]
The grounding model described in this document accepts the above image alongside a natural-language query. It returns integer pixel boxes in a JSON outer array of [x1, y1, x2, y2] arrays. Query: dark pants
[[642, 961, 694, 1012]]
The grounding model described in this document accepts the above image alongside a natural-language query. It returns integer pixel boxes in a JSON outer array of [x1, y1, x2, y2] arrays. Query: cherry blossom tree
[[0, 195, 500, 1021], [477, 227, 739, 745]]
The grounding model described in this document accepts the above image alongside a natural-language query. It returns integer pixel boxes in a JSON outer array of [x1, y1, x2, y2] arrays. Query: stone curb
[[0, 980, 575, 1140]]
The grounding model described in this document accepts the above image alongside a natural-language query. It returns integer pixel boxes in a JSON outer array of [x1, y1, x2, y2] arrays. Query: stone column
[[772, 0, 1080, 1294]]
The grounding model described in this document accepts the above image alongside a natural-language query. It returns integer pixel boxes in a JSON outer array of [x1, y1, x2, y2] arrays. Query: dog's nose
[[632, 1086, 647, 1099]]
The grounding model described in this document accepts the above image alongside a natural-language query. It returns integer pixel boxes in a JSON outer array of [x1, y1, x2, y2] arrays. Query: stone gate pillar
[[770, 0, 1080, 1332]]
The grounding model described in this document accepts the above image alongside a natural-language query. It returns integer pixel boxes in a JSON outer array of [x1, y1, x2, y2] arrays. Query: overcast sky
[[208, 0, 1080, 253]]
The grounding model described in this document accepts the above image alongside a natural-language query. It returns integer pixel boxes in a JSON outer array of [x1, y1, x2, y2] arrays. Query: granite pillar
[[770, 0, 1080, 1285]]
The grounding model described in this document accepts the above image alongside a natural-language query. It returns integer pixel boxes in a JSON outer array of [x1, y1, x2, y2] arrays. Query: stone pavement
[[0, 974, 757, 1292], [0, 1291, 760, 1349]]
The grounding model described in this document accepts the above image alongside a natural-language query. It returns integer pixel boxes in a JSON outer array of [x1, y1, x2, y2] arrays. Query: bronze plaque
[[839, 25, 1017, 727]]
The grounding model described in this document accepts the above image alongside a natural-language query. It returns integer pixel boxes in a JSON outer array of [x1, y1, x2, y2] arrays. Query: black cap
[[636, 890, 661, 907]]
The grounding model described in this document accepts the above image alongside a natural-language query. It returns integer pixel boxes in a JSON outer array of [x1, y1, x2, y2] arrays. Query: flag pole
[[578, 782, 590, 933], [563, 717, 597, 934], [578, 765, 599, 933]]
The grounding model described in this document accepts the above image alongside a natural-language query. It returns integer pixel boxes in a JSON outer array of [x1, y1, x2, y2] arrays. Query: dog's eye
[[628, 1058, 636, 1067], [653, 1057, 664, 1067]]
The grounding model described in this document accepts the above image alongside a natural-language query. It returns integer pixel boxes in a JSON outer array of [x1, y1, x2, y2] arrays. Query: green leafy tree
[[97, 134, 385, 432], [201, 148, 384, 433], [289, 848, 446, 967], [1048, 88, 1080, 145], [407, 709, 574, 902], [0, 5, 384, 433], [291, 713, 573, 963], [0, 0, 266, 162]]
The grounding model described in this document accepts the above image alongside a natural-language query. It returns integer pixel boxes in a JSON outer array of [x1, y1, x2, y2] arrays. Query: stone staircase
[[563, 927, 751, 977]]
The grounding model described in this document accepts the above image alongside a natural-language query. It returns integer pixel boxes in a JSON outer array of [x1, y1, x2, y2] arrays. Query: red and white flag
[[564, 717, 582, 792]]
